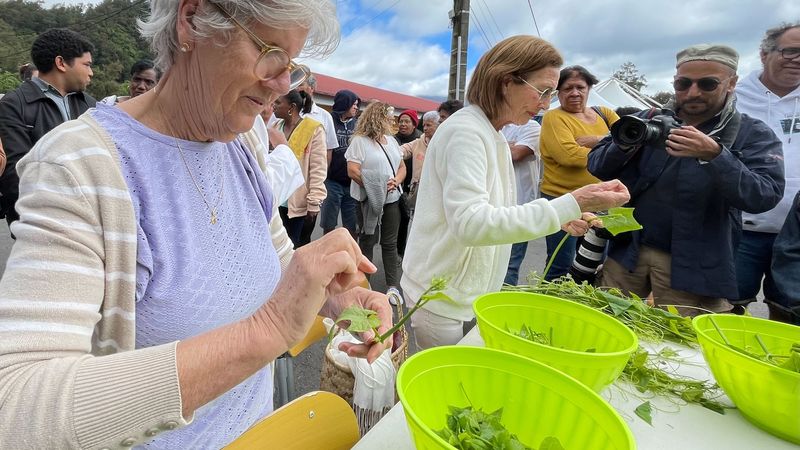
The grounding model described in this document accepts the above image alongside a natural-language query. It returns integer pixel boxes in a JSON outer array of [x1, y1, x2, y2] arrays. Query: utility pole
[[448, 0, 469, 101]]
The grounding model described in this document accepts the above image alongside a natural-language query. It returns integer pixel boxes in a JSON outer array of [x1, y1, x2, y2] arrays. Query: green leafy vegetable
[[332, 305, 381, 334], [504, 279, 729, 417], [634, 401, 653, 425], [598, 207, 643, 236], [436, 405, 531, 450], [329, 277, 454, 344], [509, 324, 552, 346], [436, 407, 565, 450]]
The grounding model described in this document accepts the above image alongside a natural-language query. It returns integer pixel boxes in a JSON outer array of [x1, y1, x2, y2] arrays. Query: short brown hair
[[466, 35, 563, 121]]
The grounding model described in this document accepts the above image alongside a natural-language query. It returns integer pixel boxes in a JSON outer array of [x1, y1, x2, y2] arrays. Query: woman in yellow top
[[273, 89, 328, 248], [540, 65, 620, 280]]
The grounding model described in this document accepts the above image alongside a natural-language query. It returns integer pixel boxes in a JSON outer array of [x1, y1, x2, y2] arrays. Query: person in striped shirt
[[0, 1, 392, 449]]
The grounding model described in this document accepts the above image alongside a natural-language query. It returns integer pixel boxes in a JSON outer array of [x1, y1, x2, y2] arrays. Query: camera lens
[[611, 116, 648, 147]]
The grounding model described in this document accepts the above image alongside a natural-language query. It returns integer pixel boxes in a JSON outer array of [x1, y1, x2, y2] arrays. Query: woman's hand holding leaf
[[321, 287, 394, 363], [253, 228, 377, 356]]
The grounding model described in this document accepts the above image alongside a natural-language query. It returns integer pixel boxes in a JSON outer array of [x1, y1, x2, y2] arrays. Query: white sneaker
[[387, 286, 403, 306]]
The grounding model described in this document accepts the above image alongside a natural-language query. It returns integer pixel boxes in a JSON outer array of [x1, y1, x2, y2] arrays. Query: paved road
[[0, 219, 767, 407]]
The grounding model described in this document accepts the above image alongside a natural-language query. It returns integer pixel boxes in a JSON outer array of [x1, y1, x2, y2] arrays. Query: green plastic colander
[[396, 346, 635, 450], [693, 314, 800, 444], [473, 291, 638, 392]]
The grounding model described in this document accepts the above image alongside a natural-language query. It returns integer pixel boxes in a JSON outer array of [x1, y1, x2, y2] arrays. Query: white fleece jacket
[[736, 70, 800, 233], [401, 105, 580, 321]]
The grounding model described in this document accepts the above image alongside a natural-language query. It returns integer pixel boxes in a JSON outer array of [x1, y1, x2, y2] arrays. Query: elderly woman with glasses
[[539, 65, 621, 281], [401, 36, 630, 350], [0, 1, 392, 448]]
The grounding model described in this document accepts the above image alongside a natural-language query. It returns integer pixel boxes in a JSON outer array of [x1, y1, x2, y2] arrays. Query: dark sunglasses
[[673, 76, 731, 92]]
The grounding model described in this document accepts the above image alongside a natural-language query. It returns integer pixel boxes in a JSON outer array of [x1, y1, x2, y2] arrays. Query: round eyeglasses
[[213, 2, 310, 89]]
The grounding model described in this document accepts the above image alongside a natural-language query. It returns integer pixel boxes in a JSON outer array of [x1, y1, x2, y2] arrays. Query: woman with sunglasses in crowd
[[538, 65, 621, 281], [0, 1, 392, 448], [401, 36, 630, 350]]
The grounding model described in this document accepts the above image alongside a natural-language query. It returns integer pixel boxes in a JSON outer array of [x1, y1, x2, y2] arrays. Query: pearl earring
[[180, 42, 192, 52]]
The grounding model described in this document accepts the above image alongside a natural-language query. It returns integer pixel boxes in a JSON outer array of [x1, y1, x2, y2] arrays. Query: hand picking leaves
[[329, 277, 454, 344]]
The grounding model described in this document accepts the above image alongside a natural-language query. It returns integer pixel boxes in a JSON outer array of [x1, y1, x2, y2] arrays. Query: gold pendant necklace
[[175, 139, 225, 224]]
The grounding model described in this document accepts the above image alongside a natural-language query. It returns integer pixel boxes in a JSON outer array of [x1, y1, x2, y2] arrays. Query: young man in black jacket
[[0, 28, 96, 228]]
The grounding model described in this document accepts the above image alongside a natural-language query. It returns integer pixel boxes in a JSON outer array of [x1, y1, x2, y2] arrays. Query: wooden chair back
[[225, 391, 359, 450]]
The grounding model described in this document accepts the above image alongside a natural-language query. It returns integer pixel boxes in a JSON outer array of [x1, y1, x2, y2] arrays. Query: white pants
[[410, 307, 465, 350]]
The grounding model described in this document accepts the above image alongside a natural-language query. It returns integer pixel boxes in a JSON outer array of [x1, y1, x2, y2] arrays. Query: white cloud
[[323, 0, 799, 96], [39, 0, 800, 97], [300, 27, 451, 97]]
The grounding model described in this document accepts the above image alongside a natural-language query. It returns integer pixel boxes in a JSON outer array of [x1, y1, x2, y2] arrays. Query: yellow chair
[[225, 391, 359, 450], [274, 316, 327, 406]]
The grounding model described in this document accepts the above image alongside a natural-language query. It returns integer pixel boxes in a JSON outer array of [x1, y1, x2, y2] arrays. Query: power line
[[346, 0, 403, 37], [477, 0, 503, 41], [470, 8, 493, 48], [526, 0, 541, 37]]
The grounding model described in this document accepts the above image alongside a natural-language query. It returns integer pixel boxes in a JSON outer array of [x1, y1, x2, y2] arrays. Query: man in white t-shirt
[[297, 73, 338, 151], [502, 118, 542, 285]]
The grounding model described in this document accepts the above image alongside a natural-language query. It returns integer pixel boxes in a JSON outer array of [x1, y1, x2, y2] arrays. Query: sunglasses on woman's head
[[673, 76, 731, 92]]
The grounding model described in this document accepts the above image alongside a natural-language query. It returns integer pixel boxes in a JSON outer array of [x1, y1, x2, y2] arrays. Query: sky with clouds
[[43, 0, 800, 98]]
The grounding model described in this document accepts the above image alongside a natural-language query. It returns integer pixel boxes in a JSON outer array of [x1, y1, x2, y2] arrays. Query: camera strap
[[591, 106, 610, 128]]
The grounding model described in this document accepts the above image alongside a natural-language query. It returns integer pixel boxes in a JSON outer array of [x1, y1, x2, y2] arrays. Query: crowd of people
[[0, 0, 796, 446]]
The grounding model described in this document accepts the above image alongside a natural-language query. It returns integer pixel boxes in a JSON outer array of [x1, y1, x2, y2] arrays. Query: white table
[[353, 327, 797, 450]]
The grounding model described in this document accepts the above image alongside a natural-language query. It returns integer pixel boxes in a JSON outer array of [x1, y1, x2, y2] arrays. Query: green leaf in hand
[[327, 305, 381, 343], [333, 305, 381, 332], [598, 207, 643, 236]]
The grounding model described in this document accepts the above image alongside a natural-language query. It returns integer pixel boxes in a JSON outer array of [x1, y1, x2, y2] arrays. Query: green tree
[[652, 91, 674, 106], [0, 70, 21, 93], [613, 61, 647, 92]]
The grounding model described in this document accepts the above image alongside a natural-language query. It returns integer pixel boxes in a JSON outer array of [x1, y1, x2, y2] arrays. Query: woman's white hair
[[139, 0, 340, 71], [422, 110, 440, 123]]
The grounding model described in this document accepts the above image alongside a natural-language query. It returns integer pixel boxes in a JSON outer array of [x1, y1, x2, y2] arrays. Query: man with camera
[[587, 44, 785, 316]]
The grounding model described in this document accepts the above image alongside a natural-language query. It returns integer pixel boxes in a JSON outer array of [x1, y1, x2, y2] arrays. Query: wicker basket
[[319, 302, 408, 406]]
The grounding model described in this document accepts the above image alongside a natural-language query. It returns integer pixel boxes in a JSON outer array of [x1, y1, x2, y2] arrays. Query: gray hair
[[306, 73, 317, 89], [422, 110, 440, 123], [760, 21, 800, 53], [139, 0, 340, 72]]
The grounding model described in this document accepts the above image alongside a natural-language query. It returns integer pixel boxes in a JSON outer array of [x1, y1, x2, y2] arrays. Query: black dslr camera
[[610, 110, 682, 149]]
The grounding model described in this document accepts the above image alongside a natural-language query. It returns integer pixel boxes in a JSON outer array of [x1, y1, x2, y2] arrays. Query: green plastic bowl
[[473, 292, 638, 392], [396, 346, 635, 450], [693, 314, 800, 444]]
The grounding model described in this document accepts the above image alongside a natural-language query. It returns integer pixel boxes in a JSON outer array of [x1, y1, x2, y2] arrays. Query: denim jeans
[[504, 241, 529, 285], [319, 179, 357, 238], [733, 230, 777, 302]]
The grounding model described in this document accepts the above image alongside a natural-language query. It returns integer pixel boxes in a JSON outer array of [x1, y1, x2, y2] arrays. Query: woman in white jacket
[[401, 35, 630, 349]]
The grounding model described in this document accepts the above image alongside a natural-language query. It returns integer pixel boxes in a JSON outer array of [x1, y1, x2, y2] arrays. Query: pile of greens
[[436, 405, 563, 450], [503, 278, 729, 419]]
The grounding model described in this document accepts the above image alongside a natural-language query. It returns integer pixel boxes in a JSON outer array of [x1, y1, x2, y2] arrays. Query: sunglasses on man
[[673, 76, 732, 92]]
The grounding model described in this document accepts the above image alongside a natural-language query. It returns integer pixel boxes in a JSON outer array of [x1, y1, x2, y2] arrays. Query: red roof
[[313, 73, 441, 113]]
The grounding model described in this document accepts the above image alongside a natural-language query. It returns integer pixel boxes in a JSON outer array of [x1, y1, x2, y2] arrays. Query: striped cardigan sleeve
[[0, 118, 188, 449]]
